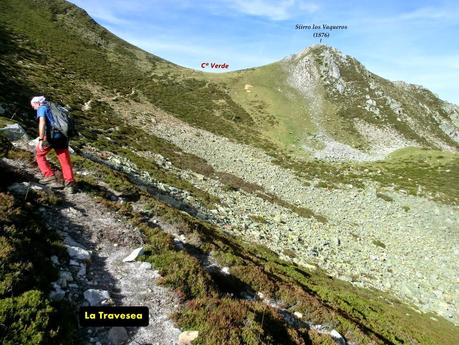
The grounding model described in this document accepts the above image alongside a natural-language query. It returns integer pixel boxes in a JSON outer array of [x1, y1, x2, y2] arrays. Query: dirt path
[[4, 157, 181, 345], [53, 193, 181, 345]]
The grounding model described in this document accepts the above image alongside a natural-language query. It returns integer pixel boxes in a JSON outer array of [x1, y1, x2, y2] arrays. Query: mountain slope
[[1, 0, 459, 344], [201, 45, 459, 161], [0, 0, 273, 152], [1, 0, 458, 162]]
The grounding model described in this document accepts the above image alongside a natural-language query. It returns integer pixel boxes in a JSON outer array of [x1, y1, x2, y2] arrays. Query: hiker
[[30, 96, 75, 192]]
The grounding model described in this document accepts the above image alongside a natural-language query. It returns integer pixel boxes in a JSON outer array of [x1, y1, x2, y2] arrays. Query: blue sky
[[69, 0, 459, 105]]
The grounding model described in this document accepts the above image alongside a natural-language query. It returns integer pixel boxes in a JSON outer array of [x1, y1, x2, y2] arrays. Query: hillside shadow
[[0, 24, 41, 134]]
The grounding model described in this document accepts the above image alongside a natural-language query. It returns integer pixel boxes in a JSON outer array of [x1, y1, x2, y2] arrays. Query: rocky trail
[[4, 157, 181, 345]]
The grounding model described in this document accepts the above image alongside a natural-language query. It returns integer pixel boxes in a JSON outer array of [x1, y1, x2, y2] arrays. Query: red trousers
[[36, 144, 75, 183]]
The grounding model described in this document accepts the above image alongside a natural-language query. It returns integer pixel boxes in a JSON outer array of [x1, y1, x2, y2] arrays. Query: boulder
[[58, 270, 73, 288], [108, 327, 129, 345], [77, 264, 86, 277], [83, 289, 110, 306], [49, 289, 65, 302], [66, 245, 91, 261], [7, 182, 29, 195], [0, 123, 29, 142], [49, 282, 65, 302], [50, 255, 60, 265], [0, 135, 12, 157]]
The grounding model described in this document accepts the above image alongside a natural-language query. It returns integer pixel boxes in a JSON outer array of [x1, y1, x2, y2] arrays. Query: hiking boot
[[48, 181, 64, 189], [64, 181, 76, 194], [39, 175, 56, 184]]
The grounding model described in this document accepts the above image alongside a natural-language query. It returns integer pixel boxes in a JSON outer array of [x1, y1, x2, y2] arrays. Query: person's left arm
[[36, 106, 48, 150], [38, 116, 46, 140]]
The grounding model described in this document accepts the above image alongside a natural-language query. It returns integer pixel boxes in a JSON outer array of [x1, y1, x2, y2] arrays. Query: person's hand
[[37, 139, 50, 151]]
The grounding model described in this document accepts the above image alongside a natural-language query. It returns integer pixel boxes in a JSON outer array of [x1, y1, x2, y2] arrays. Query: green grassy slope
[[199, 45, 459, 154], [201, 64, 316, 155], [0, 0, 278, 154]]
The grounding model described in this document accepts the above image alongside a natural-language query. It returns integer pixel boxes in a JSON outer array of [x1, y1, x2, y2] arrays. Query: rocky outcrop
[[284, 45, 459, 159]]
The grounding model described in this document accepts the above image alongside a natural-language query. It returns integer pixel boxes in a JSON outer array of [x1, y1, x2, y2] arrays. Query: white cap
[[31, 96, 46, 104]]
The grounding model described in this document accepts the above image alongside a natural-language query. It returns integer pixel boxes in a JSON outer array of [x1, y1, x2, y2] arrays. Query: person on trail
[[31, 96, 75, 192]]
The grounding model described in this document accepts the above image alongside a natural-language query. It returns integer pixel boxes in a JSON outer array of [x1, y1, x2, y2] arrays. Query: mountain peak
[[283, 44, 346, 62]]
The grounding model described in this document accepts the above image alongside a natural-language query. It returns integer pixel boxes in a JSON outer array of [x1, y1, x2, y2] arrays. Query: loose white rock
[[123, 247, 144, 262], [294, 311, 303, 319], [178, 330, 199, 344], [330, 329, 346, 345], [139, 262, 152, 270], [66, 245, 91, 261]]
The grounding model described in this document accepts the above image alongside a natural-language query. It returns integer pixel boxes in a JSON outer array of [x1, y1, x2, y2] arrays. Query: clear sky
[[69, 0, 459, 105]]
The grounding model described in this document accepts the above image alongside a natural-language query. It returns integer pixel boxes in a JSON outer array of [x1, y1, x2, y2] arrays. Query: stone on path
[[123, 247, 144, 262], [178, 330, 199, 344], [66, 245, 91, 261], [108, 327, 129, 345], [83, 289, 110, 306], [330, 329, 346, 345]]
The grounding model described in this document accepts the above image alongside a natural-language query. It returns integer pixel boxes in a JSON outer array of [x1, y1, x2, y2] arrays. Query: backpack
[[46, 102, 77, 139]]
